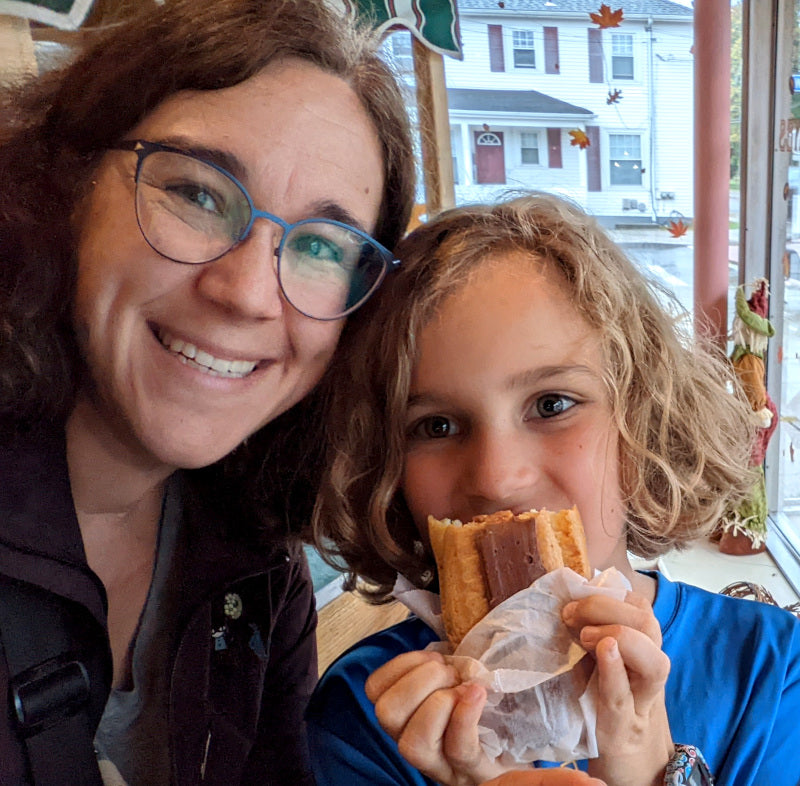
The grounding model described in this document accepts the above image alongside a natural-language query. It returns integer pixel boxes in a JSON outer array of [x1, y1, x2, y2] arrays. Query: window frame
[[611, 32, 635, 80], [608, 132, 643, 186], [519, 130, 541, 165], [388, 30, 414, 75], [512, 29, 536, 69]]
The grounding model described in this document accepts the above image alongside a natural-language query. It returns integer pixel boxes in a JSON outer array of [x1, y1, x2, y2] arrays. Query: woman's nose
[[195, 221, 284, 319], [464, 429, 539, 511]]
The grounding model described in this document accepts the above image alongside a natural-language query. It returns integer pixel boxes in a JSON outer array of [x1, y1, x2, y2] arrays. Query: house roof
[[447, 87, 594, 116], [456, 0, 692, 19]]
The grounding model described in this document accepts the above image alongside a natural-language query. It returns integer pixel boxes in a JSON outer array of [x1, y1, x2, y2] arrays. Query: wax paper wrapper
[[392, 566, 631, 764]]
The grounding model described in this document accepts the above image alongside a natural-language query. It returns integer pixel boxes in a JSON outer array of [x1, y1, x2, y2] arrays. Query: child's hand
[[480, 772, 606, 786], [365, 650, 511, 786], [561, 591, 673, 786]]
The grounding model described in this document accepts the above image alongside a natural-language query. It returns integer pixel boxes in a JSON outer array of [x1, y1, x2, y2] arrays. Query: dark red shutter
[[586, 126, 601, 191], [488, 25, 505, 72], [588, 29, 603, 83], [547, 128, 562, 168], [544, 26, 559, 74]]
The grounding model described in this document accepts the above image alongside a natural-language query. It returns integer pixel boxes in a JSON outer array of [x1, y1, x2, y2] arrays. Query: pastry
[[428, 507, 590, 646]]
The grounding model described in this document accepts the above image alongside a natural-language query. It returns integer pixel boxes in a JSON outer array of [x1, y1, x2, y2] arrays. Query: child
[[306, 194, 800, 786]]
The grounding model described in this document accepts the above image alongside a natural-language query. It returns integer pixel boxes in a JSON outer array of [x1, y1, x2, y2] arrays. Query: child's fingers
[[590, 630, 670, 710], [397, 684, 497, 784], [394, 686, 460, 769], [479, 771, 607, 786], [369, 657, 460, 739], [590, 637, 673, 786], [623, 591, 663, 644], [366, 650, 447, 702], [442, 683, 490, 770], [593, 636, 631, 710], [562, 594, 661, 646]]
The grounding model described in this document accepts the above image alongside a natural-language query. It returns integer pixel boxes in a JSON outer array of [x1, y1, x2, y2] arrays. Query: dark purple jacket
[[0, 426, 318, 785]]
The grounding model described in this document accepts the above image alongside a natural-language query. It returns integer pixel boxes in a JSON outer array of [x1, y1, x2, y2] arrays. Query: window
[[389, 30, 414, 74], [520, 132, 540, 164], [611, 33, 634, 80], [450, 127, 461, 185], [512, 30, 536, 69], [609, 134, 642, 185]]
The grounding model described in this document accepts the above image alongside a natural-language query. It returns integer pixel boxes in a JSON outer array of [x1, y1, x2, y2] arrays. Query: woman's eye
[[289, 233, 345, 265], [409, 415, 458, 439], [532, 394, 576, 419], [166, 181, 225, 215]]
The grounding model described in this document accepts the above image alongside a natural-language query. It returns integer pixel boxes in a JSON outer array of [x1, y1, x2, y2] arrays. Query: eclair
[[428, 507, 591, 646]]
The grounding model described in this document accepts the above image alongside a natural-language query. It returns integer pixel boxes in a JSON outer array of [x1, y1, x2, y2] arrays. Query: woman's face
[[73, 58, 385, 470], [401, 254, 630, 573]]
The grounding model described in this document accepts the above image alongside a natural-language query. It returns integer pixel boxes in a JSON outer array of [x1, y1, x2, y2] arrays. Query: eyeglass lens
[[133, 149, 387, 320]]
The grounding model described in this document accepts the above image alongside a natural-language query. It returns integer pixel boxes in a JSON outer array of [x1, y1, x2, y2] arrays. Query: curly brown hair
[[0, 0, 414, 428], [313, 193, 758, 599]]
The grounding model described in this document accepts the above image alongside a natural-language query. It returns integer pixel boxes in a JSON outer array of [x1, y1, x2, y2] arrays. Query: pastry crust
[[428, 507, 590, 646]]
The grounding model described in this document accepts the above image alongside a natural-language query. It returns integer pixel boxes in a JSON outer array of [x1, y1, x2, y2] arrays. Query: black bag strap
[[0, 576, 107, 785]]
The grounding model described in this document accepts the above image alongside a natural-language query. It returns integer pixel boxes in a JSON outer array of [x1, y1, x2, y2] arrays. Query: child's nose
[[195, 221, 283, 319], [464, 430, 538, 511]]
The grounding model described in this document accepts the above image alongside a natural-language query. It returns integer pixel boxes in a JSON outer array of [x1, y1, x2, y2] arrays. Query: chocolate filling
[[476, 517, 547, 609]]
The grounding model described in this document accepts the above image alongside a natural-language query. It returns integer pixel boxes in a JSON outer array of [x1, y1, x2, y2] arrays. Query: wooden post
[[412, 37, 455, 219], [693, 0, 732, 344]]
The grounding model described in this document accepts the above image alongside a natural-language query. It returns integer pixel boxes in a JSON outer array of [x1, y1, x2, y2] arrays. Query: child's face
[[401, 253, 630, 573]]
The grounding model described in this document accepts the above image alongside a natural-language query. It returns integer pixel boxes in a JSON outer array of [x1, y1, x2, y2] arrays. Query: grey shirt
[[94, 477, 182, 786]]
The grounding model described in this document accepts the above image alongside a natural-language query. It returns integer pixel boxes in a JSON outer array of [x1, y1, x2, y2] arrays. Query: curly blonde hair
[[313, 193, 758, 600]]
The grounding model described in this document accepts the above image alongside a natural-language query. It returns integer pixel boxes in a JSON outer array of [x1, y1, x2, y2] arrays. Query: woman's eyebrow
[[306, 200, 370, 234], [154, 136, 247, 181]]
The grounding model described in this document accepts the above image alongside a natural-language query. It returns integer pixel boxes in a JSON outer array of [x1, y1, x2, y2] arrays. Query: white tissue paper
[[392, 566, 631, 765]]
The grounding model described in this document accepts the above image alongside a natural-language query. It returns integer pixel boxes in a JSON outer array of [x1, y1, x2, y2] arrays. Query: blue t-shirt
[[307, 572, 800, 786]]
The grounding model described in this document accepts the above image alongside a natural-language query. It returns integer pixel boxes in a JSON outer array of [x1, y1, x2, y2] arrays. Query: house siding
[[439, 5, 693, 223]]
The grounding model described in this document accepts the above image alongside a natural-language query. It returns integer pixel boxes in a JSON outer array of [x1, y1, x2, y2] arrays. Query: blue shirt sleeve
[[307, 617, 439, 786]]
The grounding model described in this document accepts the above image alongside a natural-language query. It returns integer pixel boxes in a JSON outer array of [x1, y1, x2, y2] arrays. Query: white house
[[392, 0, 694, 225]]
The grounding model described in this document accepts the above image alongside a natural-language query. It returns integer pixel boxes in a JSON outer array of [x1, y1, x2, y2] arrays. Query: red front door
[[474, 130, 505, 184]]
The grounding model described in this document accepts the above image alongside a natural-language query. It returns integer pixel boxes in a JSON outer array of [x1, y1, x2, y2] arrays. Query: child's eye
[[530, 394, 577, 419], [408, 415, 459, 439]]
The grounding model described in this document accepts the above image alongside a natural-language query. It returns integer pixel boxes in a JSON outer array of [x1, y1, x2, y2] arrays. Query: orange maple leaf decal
[[589, 4, 624, 29], [667, 219, 689, 238], [606, 89, 623, 104], [568, 129, 591, 149]]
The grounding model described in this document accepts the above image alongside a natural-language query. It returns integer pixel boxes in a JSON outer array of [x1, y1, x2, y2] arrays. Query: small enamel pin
[[223, 592, 243, 620]]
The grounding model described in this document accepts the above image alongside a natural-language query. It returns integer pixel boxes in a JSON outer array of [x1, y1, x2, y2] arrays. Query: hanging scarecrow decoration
[[719, 278, 777, 554]]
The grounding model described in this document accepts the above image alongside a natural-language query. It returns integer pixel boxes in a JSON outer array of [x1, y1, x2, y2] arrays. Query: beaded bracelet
[[664, 744, 715, 785]]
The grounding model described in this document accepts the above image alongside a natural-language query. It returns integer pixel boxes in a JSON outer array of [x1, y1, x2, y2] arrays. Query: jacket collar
[[0, 424, 296, 627], [0, 423, 107, 624]]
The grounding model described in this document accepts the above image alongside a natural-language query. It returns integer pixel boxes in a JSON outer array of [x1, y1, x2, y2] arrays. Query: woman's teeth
[[158, 330, 258, 378]]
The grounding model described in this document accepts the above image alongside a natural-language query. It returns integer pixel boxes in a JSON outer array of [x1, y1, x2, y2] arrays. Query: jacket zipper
[[200, 728, 211, 781]]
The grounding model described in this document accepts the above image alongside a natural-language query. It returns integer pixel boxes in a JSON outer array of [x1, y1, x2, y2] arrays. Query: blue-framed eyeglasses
[[111, 139, 399, 321]]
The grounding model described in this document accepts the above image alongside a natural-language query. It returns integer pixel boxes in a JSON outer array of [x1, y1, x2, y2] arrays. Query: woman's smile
[[155, 328, 261, 379]]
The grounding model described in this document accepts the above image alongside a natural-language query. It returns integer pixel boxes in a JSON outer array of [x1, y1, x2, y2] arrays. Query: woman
[[0, 1, 413, 783]]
